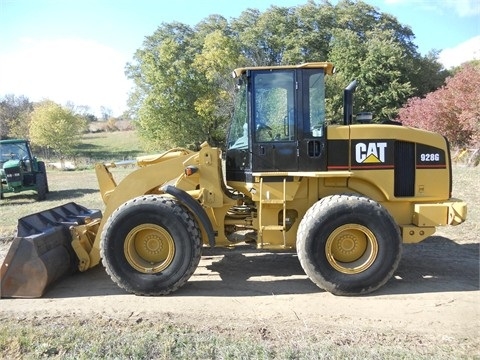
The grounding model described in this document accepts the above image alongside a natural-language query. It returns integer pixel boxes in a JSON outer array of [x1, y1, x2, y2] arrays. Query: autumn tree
[[29, 100, 87, 158], [397, 62, 480, 147]]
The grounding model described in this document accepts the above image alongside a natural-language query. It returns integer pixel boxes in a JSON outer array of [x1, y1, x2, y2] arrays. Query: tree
[[326, 28, 414, 121], [127, 0, 448, 147], [397, 63, 480, 147], [409, 50, 449, 97], [126, 22, 202, 150], [29, 100, 87, 158], [127, 21, 242, 150], [192, 30, 244, 147], [100, 106, 113, 121], [0, 94, 33, 139], [230, 8, 265, 66], [324, 0, 438, 121], [286, 0, 335, 63], [357, 29, 414, 120]]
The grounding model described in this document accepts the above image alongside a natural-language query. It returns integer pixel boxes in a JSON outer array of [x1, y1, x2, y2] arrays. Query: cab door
[[251, 70, 298, 172], [297, 69, 328, 171]]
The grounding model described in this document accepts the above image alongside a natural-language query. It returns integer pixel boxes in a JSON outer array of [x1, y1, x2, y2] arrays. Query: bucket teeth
[[0, 202, 101, 298]]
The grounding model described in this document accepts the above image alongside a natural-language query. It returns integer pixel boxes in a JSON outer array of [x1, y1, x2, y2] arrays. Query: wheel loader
[[0, 62, 467, 298]]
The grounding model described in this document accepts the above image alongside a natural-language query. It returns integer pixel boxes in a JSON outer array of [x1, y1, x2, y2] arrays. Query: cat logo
[[355, 142, 387, 163]]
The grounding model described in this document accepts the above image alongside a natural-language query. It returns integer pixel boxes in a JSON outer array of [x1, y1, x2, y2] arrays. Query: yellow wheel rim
[[325, 224, 378, 274], [124, 224, 175, 273]]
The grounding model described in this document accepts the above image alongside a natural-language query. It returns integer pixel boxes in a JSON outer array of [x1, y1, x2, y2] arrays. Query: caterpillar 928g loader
[[0, 62, 467, 298]]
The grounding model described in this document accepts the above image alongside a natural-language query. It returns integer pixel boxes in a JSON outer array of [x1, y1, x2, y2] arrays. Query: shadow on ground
[[41, 236, 479, 299]]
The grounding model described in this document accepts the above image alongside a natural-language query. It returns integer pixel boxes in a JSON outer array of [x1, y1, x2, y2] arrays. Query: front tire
[[297, 194, 402, 295], [101, 195, 202, 295], [35, 172, 47, 201], [37, 161, 49, 193]]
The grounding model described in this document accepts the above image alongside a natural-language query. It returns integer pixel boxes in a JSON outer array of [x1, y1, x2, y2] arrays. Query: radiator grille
[[4, 166, 22, 183], [394, 141, 415, 197]]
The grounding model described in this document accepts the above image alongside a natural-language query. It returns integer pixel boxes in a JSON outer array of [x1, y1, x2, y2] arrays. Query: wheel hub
[[333, 231, 364, 262], [143, 234, 163, 255], [326, 224, 378, 274], [124, 224, 175, 273]]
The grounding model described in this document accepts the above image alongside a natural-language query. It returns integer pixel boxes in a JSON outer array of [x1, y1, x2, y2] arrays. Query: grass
[[0, 169, 128, 238], [0, 316, 474, 359], [433, 165, 479, 244], [0, 130, 145, 237], [72, 130, 148, 165]]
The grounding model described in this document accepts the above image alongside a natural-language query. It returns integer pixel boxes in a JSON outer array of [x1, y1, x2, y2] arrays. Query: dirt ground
[[0, 233, 479, 354]]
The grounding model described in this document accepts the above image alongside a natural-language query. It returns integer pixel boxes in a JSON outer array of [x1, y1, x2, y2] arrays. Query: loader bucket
[[0, 202, 101, 298]]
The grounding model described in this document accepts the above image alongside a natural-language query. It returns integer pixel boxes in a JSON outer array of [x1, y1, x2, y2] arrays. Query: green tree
[[127, 22, 202, 150], [356, 29, 414, 120], [231, 3, 333, 66], [127, 22, 241, 150], [409, 50, 450, 97], [29, 100, 87, 158], [192, 30, 244, 147], [326, 28, 366, 122], [324, 1, 429, 121], [287, 0, 335, 63], [230, 8, 264, 66], [127, 0, 448, 146]]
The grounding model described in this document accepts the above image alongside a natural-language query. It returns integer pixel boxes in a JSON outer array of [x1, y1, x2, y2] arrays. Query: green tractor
[[0, 139, 49, 200]]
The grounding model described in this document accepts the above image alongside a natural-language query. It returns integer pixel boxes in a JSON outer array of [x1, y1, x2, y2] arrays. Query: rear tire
[[101, 195, 202, 295], [297, 194, 402, 295]]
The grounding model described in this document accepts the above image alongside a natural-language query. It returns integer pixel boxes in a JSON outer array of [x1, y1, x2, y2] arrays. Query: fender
[[161, 185, 216, 248]]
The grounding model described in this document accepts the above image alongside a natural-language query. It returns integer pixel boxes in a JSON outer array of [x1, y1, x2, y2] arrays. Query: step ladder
[[258, 177, 287, 248]]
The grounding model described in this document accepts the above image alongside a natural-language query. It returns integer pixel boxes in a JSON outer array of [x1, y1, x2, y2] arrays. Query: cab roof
[[232, 62, 335, 78], [0, 139, 28, 145]]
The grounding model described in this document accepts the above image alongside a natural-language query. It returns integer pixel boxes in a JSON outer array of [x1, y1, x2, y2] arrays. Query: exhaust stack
[[343, 80, 357, 125]]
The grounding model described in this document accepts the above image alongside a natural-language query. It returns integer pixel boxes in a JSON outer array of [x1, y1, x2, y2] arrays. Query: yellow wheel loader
[[0, 62, 467, 298]]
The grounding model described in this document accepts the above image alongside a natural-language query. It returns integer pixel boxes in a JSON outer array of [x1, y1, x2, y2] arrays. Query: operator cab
[[0, 140, 34, 172], [225, 62, 335, 182]]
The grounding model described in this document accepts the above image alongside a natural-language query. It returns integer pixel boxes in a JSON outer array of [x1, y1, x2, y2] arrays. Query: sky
[[0, 0, 479, 117]]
